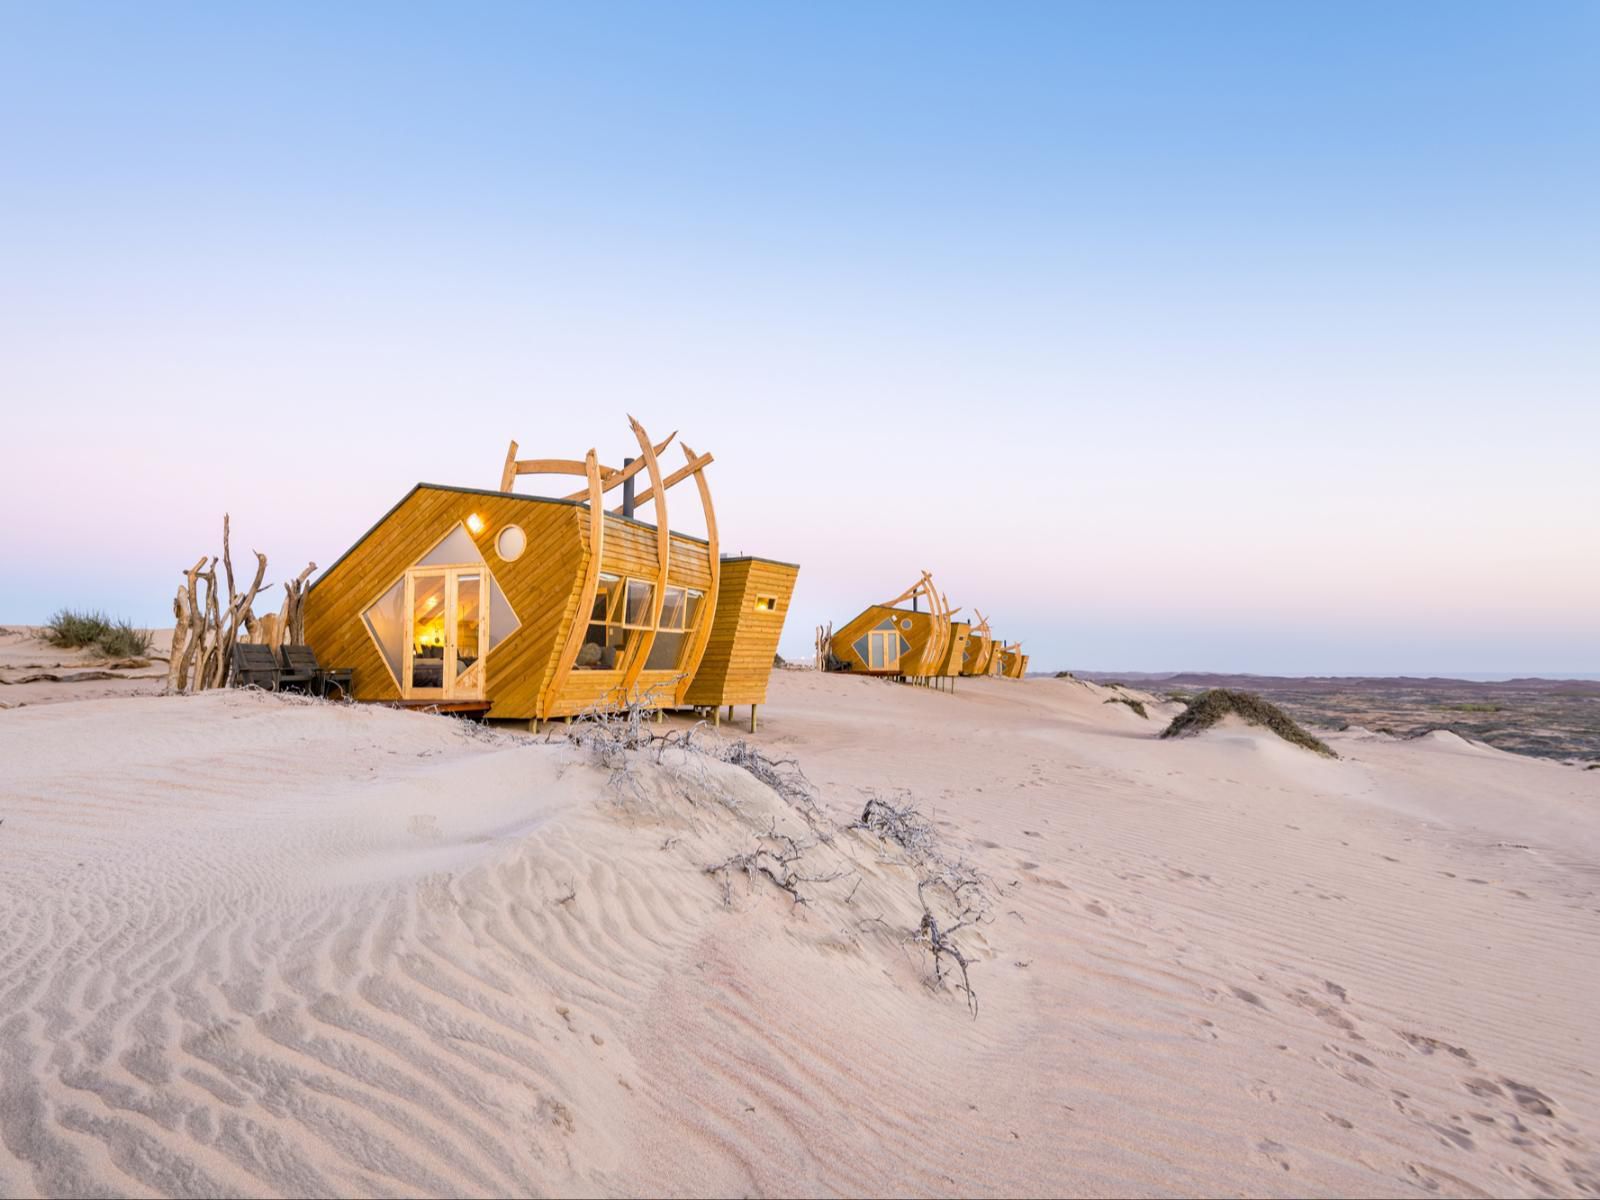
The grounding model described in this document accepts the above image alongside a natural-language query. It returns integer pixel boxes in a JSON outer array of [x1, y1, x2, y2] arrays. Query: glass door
[[404, 567, 489, 700], [408, 572, 448, 695], [453, 572, 483, 698]]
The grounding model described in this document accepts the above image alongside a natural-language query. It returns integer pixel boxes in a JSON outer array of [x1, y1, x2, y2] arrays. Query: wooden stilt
[[528, 717, 540, 733], [749, 705, 758, 733], [714, 708, 721, 727]]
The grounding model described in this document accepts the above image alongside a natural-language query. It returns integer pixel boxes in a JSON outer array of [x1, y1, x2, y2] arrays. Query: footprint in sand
[[1398, 1031, 1476, 1066], [1246, 1080, 1279, 1104], [1255, 1138, 1293, 1172]]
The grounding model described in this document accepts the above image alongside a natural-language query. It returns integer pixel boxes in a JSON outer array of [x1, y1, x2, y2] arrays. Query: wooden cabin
[[959, 612, 994, 677], [996, 643, 1027, 679], [828, 573, 954, 679], [683, 556, 799, 729], [933, 620, 971, 680], [303, 418, 796, 725]]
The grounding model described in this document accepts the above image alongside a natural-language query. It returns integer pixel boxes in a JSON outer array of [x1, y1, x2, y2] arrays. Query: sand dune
[[2, 674, 1598, 1197]]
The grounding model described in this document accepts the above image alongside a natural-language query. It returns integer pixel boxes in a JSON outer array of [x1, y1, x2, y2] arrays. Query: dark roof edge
[[720, 554, 801, 569], [309, 482, 716, 594]]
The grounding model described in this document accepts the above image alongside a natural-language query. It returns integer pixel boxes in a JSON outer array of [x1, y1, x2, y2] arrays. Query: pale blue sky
[[1, 2, 1595, 675]]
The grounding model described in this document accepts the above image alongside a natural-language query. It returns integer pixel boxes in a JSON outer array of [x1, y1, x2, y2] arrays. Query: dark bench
[[231, 642, 281, 690], [279, 644, 354, 700]]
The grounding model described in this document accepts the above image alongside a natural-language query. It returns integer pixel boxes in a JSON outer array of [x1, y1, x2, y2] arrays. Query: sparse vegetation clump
[[1160, 688, 1337, 758], [43, 608, 153, 658], [1103, 695, 1148, 719]]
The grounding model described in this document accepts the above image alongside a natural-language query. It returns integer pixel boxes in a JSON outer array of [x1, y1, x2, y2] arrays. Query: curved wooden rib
[[967, 609, 992, 674], [882, 571, 932, 609], [628, 451, 713, 511], [500, 440, 519, 492], [928, 582, 952, 677], [542, 449, 604, 717], [561, 433, 676, 502], [513, 457, 603, 478], [619, 416, 669, 701], [674, 440, 718, 706]]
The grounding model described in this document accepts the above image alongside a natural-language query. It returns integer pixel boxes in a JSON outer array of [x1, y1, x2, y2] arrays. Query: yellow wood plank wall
[[303, 487, 588, 716], [544, 512, 714, 717], [937, 622, 971, 676], [682, 558, 798, 707], [830, 604, 940, 675]]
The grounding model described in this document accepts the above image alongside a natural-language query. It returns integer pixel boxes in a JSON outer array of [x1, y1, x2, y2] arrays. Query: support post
[[750, 705, 758, 733]]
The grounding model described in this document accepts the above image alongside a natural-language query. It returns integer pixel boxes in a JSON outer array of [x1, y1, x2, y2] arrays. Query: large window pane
[[411, 573, 446, 689], [592, 574, 621, 623], [659, 586, 686, 630], [645, 630, 687, 671], [487, 577, 520, 652], [418, 525, 483, 567], [455, 573, 481, 675], [362, 578, 406, 684], [683, 589, 703, 630], [624, 580, 654, 626], [576, 623, 628, 669]]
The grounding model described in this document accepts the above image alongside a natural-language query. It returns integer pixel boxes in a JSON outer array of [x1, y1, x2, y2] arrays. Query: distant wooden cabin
[[959, 613, 994, 677], [683, 556, 799, 728], [304, 418, 796, 726], [934, 620, 971, 679], [828, 573, 954, 680], [996, 643, 1027, 679]]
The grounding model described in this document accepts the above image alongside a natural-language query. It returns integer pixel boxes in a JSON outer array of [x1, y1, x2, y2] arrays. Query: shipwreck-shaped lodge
[[303, 418, 797, 729], [959, 612, 995, 677], [826, 582, 1027, 688], [827, 573, 957, 683]]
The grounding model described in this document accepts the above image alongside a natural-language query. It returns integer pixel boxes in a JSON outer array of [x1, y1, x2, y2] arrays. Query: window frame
[[575, 574, 707, 672]]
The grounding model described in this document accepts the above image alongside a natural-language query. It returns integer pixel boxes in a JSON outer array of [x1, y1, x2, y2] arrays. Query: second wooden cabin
[[959, 612, 995, 677], [303, 417, 797, 728], [827, 572, 955, 682]]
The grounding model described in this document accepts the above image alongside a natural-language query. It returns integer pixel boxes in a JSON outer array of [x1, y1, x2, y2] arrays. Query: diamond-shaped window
[[362, 521, 521, 688]]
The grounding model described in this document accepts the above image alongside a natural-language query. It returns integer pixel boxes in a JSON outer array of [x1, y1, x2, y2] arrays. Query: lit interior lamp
[[466, 513, 486, 535]]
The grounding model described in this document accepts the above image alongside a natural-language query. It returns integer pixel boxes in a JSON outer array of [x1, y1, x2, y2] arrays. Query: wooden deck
[[366, 698, 493, 716]]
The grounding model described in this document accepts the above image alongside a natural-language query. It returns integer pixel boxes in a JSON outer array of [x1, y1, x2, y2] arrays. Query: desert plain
[[2, 630, 1598, 1198]]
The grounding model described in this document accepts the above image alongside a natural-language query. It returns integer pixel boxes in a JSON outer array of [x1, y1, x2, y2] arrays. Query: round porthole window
[[901, 618, 912, 630], [496, 524, 527, 562]]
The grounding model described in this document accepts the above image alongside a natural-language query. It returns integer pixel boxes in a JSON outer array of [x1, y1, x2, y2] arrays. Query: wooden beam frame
[[560, 433, 675, 501], [623, 451, 713, 513], [673, 440, 718, 706], [541, 448, 604, 716], [619, 416, 669, 700]]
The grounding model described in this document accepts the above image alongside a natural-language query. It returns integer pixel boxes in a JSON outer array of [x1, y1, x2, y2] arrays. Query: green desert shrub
[[43, 608, 114, 648], [97, 619, 154, 658], [43, 608, 152, 658], [1160, 688, 1336, 758], [1103, 695, 1148, 719]]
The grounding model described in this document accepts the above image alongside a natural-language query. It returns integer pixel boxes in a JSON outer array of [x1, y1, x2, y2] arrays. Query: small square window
[[755, 595, 779, 612]]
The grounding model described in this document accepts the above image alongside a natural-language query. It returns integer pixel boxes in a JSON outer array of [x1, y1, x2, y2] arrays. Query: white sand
[[2, 673, 1597, 1197]]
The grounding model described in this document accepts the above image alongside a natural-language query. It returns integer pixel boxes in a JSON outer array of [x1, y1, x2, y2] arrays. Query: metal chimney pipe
[[622, 457, 636, 519]]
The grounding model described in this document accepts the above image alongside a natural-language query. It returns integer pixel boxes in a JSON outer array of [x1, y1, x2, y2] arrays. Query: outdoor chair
[[279, 644, 354, 699], [231, 643, 281, 690]]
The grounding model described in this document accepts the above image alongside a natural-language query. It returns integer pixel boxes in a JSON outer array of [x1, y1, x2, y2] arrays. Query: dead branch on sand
[[167, 515, 314, 694]]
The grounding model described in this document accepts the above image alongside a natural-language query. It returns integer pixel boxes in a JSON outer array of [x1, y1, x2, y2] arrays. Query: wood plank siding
[[682, 557, 799, 708], [830, 604, 946, 676], [304, 483, 727, 721], [935, 621, 971, 677]]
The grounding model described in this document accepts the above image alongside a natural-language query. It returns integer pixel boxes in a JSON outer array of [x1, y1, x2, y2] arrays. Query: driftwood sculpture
[[167, 514, 314, 694]]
